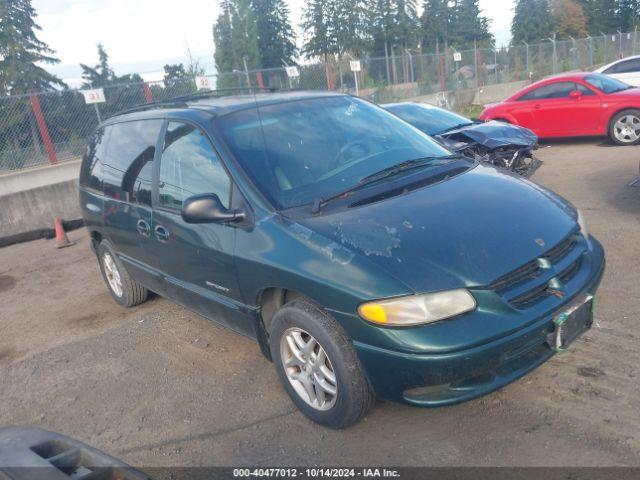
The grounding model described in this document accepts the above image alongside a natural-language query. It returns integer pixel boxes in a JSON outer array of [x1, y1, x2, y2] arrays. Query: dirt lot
[[1, 139, 639, 468]]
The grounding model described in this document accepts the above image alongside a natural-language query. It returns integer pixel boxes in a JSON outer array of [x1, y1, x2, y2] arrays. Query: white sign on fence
[[350, 60, 361, 72], [195, 76, 213, 90], [453, 52, 462, 62], [81, 89, 106, 104], [285, 66, 300, 78]]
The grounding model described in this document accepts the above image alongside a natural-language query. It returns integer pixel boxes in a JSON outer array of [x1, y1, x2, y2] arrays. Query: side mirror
[[181, 193, 245, 224], [569, 90, 582, 99]]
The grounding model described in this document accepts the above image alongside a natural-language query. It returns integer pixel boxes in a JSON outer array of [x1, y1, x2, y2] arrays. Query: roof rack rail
[[109, 86, 279, 120], [111, 100, 189, 118], [169, 86, 277, 103]]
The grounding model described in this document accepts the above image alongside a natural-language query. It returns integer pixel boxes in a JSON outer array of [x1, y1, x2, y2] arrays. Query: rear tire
[[609, 109, 640, 145], [269, 299, 374, 429], [97, 240, 148, 307]]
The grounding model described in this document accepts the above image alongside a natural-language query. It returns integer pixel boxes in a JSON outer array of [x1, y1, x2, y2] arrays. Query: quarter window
[[158, 122, 231, 210], [80, 127, 109, 192], [101, 120, 163, 205]]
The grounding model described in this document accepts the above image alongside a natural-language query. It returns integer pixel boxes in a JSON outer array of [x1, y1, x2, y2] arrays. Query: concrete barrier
[[0, 160, 82, 241]]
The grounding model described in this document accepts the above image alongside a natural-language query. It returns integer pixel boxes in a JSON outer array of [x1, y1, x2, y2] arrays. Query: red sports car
[[480, 72, 640, 145]]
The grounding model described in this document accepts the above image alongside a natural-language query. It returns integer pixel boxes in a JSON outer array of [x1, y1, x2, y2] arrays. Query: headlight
[[358, 289, 477, 326], [577, 209, 589, 239]]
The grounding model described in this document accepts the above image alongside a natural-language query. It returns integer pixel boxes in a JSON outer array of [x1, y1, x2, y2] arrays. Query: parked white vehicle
[[594, 55, 640, 87]]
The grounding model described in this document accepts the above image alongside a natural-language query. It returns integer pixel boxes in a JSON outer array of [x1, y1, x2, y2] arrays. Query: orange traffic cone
[[54, 217, 75, 248]]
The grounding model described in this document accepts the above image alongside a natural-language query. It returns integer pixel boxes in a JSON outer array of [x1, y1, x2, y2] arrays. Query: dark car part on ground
[[0, 427, 149, 480], [382, 103, 539, 176]]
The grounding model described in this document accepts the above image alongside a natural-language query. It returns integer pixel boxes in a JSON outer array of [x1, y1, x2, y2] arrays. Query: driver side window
[[519, 82, 576, 101], [158, 121, 231, 211]]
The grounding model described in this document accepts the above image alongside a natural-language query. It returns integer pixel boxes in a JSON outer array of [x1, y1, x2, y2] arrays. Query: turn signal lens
[[358, 289, 476, 327]]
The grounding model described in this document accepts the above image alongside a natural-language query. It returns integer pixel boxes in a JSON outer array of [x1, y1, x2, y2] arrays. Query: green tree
[[450, 0, 494, 48], [578, 0, 618, 34], [254, 0, 297, 67], [511, 0, 553, 44], [301, 0, 335, 60], [0, 0, 64, 94], [617, 0, 640, 31], [420, 0, 451, 51], [79, 43, 115, 87], [163, 63, 189, 88]]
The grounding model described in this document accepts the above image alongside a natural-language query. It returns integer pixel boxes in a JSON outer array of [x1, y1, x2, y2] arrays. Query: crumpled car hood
[[436, 121, 538, 151], [296, 164, 576, 294]]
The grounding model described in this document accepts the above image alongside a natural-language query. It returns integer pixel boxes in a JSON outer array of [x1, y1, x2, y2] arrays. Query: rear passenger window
[[101, 120, 162, 205], [80, 127, 109, 192], [158, 121, 231, 211]]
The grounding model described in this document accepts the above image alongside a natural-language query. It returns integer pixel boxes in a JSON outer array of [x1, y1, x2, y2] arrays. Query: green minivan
[[80, 92, 605, 428]]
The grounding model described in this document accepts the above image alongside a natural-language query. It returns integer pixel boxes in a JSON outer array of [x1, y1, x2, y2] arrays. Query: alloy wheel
[[280, 327, 338, 411], [614, 115, 640, 144], [103, 252, 123, 298]]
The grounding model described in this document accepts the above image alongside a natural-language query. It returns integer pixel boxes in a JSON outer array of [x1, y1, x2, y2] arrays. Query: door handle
[[534, 104, 541, 110], [136, 219, 151, 237], [154, 225, 170, 242]]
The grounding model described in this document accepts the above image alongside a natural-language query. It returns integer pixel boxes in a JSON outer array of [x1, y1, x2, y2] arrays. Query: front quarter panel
[[234, 213, 413, 339]]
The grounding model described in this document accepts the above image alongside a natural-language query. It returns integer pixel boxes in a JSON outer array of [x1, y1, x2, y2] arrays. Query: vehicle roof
[[502, 72, 602, 102], [104, 90, 347, 125]]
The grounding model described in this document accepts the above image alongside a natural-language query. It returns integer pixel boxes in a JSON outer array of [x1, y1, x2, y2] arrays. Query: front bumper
[[351, 242, 605, 407]]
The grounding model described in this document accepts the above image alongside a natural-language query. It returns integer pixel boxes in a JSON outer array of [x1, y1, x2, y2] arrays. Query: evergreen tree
[[254, 0, 297, 67], [579, 0, 618, 34], [79, 44, 143, 88], [0, 0, 64, 94], [511, 0, 553, 44], [450, 0, 494, 47], [213, 0, 238, 73], [79, 43, 114, 87], [301, 0, 335, 60], [617, 0, 640, 31], [332, 0, 372, 57], [420, 0, 451, 51]]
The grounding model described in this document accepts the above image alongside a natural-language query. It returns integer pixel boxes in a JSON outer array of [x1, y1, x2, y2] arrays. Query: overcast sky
[[34, 0, 514, 86]]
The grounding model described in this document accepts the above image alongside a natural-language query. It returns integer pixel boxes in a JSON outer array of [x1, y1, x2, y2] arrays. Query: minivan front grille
[[486, 231, 583, 309], [509, 260, 581, 309]]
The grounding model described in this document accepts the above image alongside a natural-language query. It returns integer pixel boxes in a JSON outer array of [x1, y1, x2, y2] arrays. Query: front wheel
[[269, 299, 374, 429], [609, 109, 640, 145]]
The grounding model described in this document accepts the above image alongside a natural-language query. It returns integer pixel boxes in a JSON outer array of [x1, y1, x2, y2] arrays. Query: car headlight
[[358, 289, 477, 327], [577, 209, 589, 239]]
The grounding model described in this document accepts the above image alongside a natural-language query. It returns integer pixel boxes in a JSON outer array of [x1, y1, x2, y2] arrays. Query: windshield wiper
[[311, 155, 460, 214]]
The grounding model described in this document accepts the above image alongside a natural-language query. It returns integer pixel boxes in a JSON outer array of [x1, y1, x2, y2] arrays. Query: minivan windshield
[[216, 96, 452, 209], [584, 74, 633, 94], [384, 103, 473, 136]]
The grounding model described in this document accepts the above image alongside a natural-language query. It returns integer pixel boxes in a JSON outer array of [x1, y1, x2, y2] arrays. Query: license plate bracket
[[546, 294, 594, 352]]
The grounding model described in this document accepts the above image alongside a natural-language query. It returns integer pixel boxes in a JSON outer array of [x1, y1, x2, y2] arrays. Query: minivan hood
[[296, 164, 577, 293]]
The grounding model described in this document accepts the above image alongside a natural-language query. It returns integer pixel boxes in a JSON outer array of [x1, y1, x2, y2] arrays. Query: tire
[[609, 109, 640, 146], [97, 240, 148, 307], [269, 299, 374, 429]]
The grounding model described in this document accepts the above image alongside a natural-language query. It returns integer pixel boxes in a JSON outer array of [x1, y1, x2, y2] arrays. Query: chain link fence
[[2, 30, 640, 173]]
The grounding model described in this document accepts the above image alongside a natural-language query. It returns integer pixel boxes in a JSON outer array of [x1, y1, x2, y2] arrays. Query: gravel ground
[[0, 139, 639, 469]]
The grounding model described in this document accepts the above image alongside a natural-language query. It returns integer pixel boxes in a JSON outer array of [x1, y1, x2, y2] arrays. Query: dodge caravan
[[79, 92, 605, 428]]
